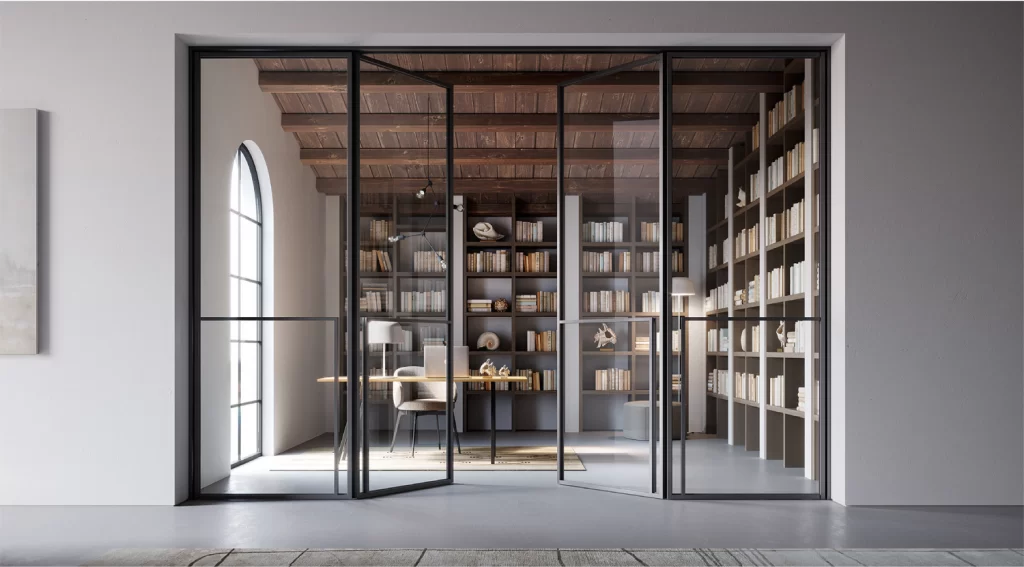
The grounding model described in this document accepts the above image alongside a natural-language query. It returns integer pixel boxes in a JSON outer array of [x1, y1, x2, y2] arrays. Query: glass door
[[555, 55, 670, 498], [351, 55, 455, 497]]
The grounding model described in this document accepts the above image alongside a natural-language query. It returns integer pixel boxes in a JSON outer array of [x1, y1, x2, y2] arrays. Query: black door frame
[[188, 46, 829, 502]]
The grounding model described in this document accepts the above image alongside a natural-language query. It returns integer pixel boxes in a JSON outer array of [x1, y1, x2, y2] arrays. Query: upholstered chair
[[390, 366, 461, 456]]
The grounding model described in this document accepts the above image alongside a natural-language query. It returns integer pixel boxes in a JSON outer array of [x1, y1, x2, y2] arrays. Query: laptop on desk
[[424, 345, 468, 378]]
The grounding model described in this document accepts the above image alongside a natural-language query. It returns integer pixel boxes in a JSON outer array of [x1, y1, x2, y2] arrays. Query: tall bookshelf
[[577, 195, 687, 431], [463, 201, 558, 432], [352, 198, 451, 429], [704, 58, 821, 479]]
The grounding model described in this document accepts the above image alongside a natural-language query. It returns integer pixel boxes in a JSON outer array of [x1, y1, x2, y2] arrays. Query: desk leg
[[490, 387, 496, 464]]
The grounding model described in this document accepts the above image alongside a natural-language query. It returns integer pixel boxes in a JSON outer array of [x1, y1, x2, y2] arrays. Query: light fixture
[[367, 320, 405, 377], [671, 277, 695, 297]]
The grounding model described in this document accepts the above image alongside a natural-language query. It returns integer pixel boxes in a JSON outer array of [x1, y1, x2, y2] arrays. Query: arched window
[[229, 144, 263, 467]]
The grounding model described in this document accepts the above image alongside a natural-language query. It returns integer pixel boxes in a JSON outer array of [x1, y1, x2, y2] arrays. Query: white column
[[687, 194, 707, 433], [565, 195, 582, 433], [453, 195, 465, 431]]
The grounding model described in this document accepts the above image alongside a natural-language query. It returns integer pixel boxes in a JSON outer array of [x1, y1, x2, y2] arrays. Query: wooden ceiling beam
[[316, 177, 717, 196], [301, 148, 726, 167], [260, 71, 782, 94], [282, 113, 758, 133]]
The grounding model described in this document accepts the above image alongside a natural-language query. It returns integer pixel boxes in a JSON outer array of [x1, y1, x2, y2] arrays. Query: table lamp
[[367, 321, 405, 376]]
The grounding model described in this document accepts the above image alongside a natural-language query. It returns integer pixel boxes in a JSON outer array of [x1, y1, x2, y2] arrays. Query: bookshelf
[[704, 58, 820, 479], [577, 195, 687, 431], [463, 202, 559, 432]]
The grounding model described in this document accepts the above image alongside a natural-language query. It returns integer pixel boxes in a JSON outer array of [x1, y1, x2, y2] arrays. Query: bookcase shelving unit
[[577, 195, 687, 432], [463, 202, 558, 432], [703, 58, 820, 480], [352, 199, 451, 431]]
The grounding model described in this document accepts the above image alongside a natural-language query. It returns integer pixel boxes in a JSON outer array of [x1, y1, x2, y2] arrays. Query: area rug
[[269, 445, 585, 472], [85, 548, 1024, 566]]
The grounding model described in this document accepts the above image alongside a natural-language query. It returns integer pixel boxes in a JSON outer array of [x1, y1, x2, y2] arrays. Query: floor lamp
[[671, 277, 695, 415], [368, 321, 405, 377]]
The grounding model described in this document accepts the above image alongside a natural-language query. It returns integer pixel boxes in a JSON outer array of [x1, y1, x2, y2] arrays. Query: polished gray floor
[[82, 548, 1024, 567], [204, 431, 816, 495]]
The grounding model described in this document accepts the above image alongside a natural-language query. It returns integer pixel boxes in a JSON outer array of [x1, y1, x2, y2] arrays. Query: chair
[[389, 366, 462, 456]]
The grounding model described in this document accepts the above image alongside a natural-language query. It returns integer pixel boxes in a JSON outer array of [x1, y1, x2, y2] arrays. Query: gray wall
[[0, 1, 1019, 505]]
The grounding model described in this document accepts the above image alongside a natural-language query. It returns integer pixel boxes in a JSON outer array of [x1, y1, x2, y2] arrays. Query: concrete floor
[[204, 431, 817, 495]]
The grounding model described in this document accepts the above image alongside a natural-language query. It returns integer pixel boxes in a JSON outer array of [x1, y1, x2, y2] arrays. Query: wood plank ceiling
[[253, 54, 786, 204]]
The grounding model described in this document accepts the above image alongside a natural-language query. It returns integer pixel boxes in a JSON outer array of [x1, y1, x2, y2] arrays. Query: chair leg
[[454, 417, 462, 454], [389, 412, 403, 453], [411, 413, 418, 458], [435, 414, 441, 450]]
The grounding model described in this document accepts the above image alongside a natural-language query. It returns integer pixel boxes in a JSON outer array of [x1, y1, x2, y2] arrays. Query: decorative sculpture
[[477, 331, 500, 351], [776, 322, 786, 352], [493, 297, 509, 312], [737, 189, 747, 208], [472, 222, 505, 241], [479, 359, 496, 376], [593, 323, 618, 350], [497, 365, 511, 377]]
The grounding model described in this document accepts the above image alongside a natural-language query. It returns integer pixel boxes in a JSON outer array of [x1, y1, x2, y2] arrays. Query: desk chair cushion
[[392, 366, 457, 410]]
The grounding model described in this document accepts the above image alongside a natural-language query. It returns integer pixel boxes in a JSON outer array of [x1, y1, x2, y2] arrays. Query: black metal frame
[[189, 45, 830, 503]]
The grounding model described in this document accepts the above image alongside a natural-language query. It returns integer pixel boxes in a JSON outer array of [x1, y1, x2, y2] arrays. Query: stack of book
[[582, 221, 624, 243], [412, 250, 444, 273], [671, 251, 685, 273], [707, 369, 728, 394], [525, 330, 556, 352], [707, 329, 719, 352], [767, 155, 786, 191], [639, 222, 660, 243], [517, 369, 556, 391], [360, 250, 393, 272], [640, 291, 660, 313], [708, 244, 719, 269], [747, 275, 761, 304], [769, 375, 784, 406], [399, 290, 446, 313], [735, 224, 759, 258], [583, 290, 630, 313], [786, 141, 807, 181], [422, 335, 445, 349], [467, 250, 510, 272], [796, 386, 808, 413], [768, 81, 803, 136], [748, 170, 763, 199], [748, 324, 761, 353], [515, 292, 557, 313], [671, 221, 685, 243], [467, 299, 492, 313], [594, 368, 631, 391], [705, 283, 729, 312], [364, 219, 394, 245], [515, 251, 550, 273], [582, 251, 622, 273], [789, 260, 808, 295], [516, 220, 544, 242], [768, 266, 787, 300], [766, 199, 805, 244], [634, 336, 650, 352], [735, 372, 760, 402], [752, 122, 760, 151], [360, 283, 391, 313], [635, 252, 660, 273]]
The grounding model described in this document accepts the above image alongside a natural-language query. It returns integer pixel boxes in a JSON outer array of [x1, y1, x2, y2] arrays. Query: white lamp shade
[[367, 321, 404, 344], [671, 277, 695, 296]]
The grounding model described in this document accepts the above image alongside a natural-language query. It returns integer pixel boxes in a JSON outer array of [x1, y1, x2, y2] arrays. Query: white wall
[[0, 1, 1019, 505], [199, 59, 326, 487]]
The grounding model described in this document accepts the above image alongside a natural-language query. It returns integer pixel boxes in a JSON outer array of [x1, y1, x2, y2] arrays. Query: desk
[[318, 375, 528, 464]]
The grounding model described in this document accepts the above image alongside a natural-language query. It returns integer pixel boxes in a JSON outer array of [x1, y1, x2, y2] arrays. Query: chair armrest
[[393, 381, 412, 407]]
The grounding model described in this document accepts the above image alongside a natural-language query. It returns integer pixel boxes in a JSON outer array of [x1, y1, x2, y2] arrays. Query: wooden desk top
[[317, 375, 529, 384]]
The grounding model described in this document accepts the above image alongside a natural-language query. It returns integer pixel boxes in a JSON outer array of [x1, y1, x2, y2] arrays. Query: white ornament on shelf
[[479, 359, 496, 376], [740, 328, 748, 352], [476, 331, 500, 351], [593, 323, 617, 349], [472, 222, 505, 241], [737, 189, 747, 208]]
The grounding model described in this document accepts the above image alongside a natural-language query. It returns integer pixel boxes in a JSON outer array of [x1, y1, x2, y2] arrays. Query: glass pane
[[230, 342, 239, 405], [230, 406, 239, 463], [229, 213, 239, 277], [561, 56, 663, 495], [240, 342, 259, 403], [239, 217, 260, 281], [357, 56, 451, 494], [239, 151, 259, 219], [229, 278, 239, 339], [676, 56, 821, 496], [240, 403, 259, 460], [229, 151, 240, 212], [239, 280, 260, 340]]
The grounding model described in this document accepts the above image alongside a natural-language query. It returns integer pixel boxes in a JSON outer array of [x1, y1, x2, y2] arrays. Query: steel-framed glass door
[[555, 54, 671, 498], [348, 55, 455, 498]]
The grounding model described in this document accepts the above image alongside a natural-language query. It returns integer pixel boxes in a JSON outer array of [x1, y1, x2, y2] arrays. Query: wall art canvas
[[0, 109, 38, 354]]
